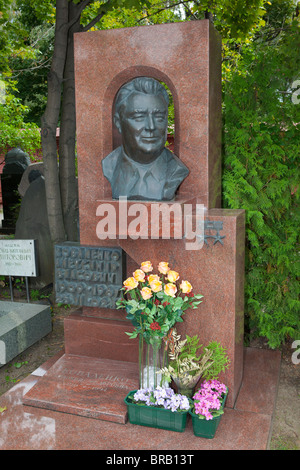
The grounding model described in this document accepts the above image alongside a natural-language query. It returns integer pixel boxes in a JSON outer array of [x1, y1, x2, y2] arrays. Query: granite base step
[[22, 354, 139, 424], [0, 347, 281, 450]]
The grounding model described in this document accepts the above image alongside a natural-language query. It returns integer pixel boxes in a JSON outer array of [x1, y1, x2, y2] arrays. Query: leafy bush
[[0, 80, 41, 154], [222, 7, 300, 348], [160, 330, 230, 383]]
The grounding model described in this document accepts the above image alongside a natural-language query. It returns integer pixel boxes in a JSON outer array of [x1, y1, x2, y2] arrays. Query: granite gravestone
[[18, 162, 44, 197], [0, 239, 52, 366], [15, 170, 53, 288], [0, 301, 52, 366], [22, 21, 245, 421], [72, 20, 244, 408]]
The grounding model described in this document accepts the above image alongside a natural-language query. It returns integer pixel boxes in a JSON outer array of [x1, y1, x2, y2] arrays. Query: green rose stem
[[139, 333, 143, 386], [118, 263, 204, 388], [147, 342, 150, 387]]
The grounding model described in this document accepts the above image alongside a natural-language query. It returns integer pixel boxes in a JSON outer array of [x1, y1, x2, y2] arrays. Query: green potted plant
[[189, 379, 228, 439], [116, 261, 203, 389], [159, 329, 230, 397], [124, 386, 190, 433]]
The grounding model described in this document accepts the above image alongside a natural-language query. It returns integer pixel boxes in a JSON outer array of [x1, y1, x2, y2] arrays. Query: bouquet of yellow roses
[[116, 260, 203, 344]]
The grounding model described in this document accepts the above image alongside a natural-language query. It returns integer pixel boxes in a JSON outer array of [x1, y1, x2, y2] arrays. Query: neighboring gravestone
[[1, 148, 30, 231], [18, 162, 44, 197], [15, 171, 53, 288], [0, 239, 52, 366], [0, 301, 52, 366]]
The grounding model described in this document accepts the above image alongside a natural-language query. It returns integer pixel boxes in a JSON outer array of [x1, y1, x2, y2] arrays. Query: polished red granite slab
[[235, 347, 282, 414], [22, 354, 139, 424], [0, 347, 281, 450], [74, 20, 222, 229]]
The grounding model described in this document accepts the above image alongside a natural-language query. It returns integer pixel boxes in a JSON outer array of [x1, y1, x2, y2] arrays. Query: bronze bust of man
[[102, 77, 189, 201]]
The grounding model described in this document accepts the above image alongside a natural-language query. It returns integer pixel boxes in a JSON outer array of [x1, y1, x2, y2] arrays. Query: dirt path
[[0, 292, 299, 450]]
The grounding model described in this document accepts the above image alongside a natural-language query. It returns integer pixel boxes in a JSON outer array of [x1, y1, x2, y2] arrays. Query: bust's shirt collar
[[120, 147, 168, 182]]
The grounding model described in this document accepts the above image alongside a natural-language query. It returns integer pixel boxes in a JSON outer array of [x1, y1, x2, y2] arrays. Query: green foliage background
[[222, 1, 300, 347], [0, 80, 40, 154]]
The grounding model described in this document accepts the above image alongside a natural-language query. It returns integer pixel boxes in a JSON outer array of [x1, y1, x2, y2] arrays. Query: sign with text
[[0, 239, 37, 277], [55, 243, 125, 309]]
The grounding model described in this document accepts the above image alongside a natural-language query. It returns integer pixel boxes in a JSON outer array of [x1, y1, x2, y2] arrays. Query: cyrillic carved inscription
[[55, 243, 125, 309]]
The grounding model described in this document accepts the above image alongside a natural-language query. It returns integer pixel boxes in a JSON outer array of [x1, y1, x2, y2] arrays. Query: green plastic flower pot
[[189, 391, 228, 439], [124, 391, 189, 432]]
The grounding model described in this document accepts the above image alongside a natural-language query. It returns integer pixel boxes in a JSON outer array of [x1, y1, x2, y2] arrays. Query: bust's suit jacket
[[102, 146, 189, 201]]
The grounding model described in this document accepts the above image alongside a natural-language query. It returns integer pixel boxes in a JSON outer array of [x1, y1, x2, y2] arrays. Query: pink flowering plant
[[128, 386, 190, 413], [116, 260, 203, 344], [191, 379, 228, 420]]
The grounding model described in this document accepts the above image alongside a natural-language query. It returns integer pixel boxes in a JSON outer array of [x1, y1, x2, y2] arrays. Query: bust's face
[[115, 92, 168, 164]]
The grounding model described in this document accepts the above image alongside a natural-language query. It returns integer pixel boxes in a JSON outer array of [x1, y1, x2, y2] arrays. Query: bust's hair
[[114, 77, 169, 117]]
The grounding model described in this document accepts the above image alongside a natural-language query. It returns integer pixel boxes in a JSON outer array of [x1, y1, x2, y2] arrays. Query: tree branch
[[67, 0, 92, 29], [136, 1, 185, 23], [82, 10, 107, 32], [10, 58, 52, 76]]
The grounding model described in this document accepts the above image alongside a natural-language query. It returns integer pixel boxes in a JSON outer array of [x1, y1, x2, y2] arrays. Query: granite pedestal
[[62, 208, 245, 408]]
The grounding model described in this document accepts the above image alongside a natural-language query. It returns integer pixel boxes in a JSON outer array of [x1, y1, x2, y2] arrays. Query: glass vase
[[139, 335, 168, 389], [172, 373, 203, 398]]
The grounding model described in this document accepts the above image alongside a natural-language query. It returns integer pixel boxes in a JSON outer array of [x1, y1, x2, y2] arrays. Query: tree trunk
[[41, 0, 70, 243], [59, 2, 82, 242]]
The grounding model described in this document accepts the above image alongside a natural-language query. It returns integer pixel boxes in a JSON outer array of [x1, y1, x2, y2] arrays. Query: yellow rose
[[164, 283, 177, 297], [133, 269, 146, 282], [148, 274, 160, 284], [167, 270, 180, 283], [180, 280, 193, 294], [158, 262, 170, 275], [141, 287, 153, 300], [140, 261, 153, 273], [123, 277, 139, 291], [150, 280, 162, 293]]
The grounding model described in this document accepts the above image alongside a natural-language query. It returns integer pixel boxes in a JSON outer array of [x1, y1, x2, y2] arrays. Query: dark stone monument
[[15, 171, 53, 288], [1, 148, 30, 232]]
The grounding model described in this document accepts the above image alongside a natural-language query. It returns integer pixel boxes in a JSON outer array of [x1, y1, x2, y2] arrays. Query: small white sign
[[0, 340, 5, 365], [0, 239, 37, 277]]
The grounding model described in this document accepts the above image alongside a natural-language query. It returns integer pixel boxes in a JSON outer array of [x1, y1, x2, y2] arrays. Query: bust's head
[[114, 77, 169, 164]]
